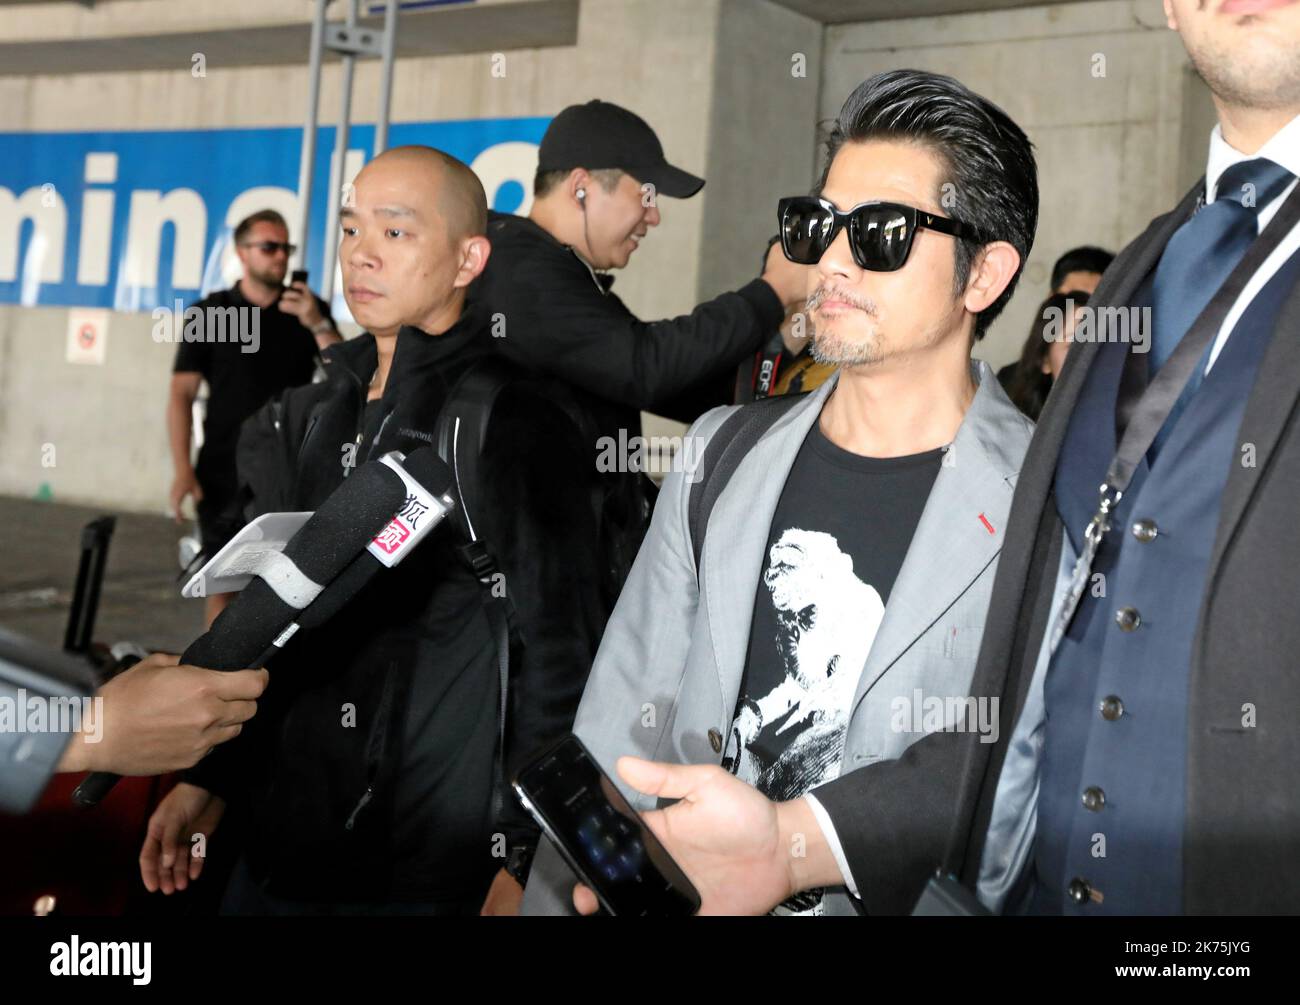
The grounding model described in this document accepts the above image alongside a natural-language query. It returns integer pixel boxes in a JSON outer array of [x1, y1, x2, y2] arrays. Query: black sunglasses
[[778, 196, 984, 272], [240, 240, 297, 256]]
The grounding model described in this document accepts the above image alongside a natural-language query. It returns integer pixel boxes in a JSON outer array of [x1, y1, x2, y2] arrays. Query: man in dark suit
[[962, 0, 1300, 915], [548, 0, 1300, 916]]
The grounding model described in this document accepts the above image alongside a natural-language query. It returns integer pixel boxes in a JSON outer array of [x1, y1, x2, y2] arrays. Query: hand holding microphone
[[72, 447, 456, 808], [56, 653, 268, 777]]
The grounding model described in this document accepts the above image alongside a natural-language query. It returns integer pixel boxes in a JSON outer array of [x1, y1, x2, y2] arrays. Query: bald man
[[140, 146, 609, 916]]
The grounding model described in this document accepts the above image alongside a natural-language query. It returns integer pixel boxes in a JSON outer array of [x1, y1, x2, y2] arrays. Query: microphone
[[71, 448, 456, 808], [181, 448, 454, 671]]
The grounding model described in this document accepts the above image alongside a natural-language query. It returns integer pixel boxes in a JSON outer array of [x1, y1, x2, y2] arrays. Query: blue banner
[[0, 117, 549, 314]]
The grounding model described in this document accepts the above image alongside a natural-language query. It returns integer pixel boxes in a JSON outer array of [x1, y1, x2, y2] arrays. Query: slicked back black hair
[[817, 69, 1038, 339]]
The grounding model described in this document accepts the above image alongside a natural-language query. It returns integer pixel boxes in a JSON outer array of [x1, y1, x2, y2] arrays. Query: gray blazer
[[521, 359, 1034, 915]]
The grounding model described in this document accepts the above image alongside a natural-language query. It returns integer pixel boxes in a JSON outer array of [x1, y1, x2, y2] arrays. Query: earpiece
[[576, 188, 586, 203]]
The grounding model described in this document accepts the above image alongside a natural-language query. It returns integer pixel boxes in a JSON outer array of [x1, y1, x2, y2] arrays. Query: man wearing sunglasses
[[168, 209, 340, 626], [522, 68, 1038, 915]]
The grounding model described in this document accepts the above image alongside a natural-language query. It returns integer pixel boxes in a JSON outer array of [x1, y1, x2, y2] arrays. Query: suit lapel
[[1096, 181, 1201, 327], [703, 376, 838, 708], [999, 181, 1204, 552], [1205, 268, 1300, 591], [1045, 182, 1203, 437], [847, 362, 1024, 715]]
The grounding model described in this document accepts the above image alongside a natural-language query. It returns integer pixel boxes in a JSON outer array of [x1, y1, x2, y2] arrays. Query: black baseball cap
[[537, 99, 705, 199]]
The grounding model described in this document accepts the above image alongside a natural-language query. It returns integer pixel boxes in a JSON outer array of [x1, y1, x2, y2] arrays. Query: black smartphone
[[513, 734, 701, 917], [290, 269, 309, 287]]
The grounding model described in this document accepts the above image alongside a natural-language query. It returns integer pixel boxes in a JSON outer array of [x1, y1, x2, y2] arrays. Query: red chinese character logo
[[372, 518, 410, 554]]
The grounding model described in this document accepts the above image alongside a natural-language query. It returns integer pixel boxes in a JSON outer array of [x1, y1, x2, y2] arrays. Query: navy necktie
[[1146, 157, 1294, 454]]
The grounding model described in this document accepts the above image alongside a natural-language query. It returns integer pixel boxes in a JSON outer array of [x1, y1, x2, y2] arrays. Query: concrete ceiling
[[0, 0, 578, 75], [0, 0, 1101, 75], [768, 0, 1090, 23]]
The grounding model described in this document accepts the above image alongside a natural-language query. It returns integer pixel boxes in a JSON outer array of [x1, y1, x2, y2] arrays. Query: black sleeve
[[809, 729, 973, 915], [645, 368, 739, 423], [489, 251, 783, 413], [173, 332, 211, 376], [234, 392, 295, 522], [181, 718, 252, 802], [475, 383, 607, 850]]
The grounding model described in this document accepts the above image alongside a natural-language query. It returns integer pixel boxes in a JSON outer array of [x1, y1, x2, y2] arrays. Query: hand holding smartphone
[[513, 734, 701, 917]]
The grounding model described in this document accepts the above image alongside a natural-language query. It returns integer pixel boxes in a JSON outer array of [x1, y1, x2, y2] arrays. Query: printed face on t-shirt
[[763, 528, 884, 692]]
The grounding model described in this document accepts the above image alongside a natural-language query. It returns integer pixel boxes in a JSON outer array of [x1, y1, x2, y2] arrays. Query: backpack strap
[[687, 392, 808, 579], [434, 358, 521, 824], [436, 358, 605, 540], [435, 360, 510, 541]]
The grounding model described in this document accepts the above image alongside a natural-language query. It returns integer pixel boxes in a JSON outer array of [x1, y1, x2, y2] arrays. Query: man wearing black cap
[[467, 99, 807, 593], [472, 101, 805, 402]]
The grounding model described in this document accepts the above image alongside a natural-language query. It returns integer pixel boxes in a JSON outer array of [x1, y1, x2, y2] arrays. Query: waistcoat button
[[1131, 519, 1159, 543], [1099, 695, 1125, 721], [1115, 607, 1141, 631]]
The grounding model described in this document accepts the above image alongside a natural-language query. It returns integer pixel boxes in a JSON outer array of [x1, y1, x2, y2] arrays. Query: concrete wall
[[638, 0, 824, 446], [0, 304, 174, 511], [696, 0, 824, 298], [820, 0, 1211, 369]]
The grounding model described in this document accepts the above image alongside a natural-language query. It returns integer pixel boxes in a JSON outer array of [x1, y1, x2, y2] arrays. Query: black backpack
[[432, 359, 604, 817]]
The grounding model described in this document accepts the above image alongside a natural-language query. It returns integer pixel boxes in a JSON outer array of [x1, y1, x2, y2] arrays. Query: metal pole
[[293, 0, 328, 275], [374, 0, 399, 156], [321, 0, 359, 303]]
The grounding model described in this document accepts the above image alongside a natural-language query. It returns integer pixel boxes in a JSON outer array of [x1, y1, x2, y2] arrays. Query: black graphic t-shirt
[[722, 419, 943, 914]]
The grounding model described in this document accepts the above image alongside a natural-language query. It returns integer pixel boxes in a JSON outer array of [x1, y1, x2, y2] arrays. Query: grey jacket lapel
[[702, 375, 840, 709], [848, 361, 1029, 714]]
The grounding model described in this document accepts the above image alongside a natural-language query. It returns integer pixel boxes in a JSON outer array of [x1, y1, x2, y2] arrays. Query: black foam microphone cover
[[181, 447, 452, 670]]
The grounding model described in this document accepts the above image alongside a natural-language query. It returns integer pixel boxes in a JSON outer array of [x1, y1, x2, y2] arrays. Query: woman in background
[[1004, 290, 1089, 421]]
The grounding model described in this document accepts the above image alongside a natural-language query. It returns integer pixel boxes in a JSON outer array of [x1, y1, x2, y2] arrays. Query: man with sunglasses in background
[[167, 209, 340, 626], [522, 69, 1038, 916]]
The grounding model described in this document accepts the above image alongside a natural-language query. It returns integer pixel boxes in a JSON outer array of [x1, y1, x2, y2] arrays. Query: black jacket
[[466, 210, 784, 573], [186, 312, 610, 904], [813, 179, 1300, 914], [468, 210, 784, 421]]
